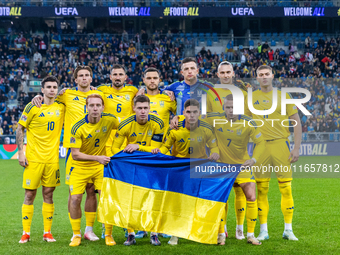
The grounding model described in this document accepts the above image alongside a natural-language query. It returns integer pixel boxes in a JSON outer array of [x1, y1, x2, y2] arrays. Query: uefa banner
[[0, 6, 338, 17]]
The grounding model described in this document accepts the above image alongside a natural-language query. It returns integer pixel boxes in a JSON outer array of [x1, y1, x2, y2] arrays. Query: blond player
[[17, 76, 64, 243], [252, 65, 301, 241], [32, 66, 104, 241], [68, 94, 119, 247]]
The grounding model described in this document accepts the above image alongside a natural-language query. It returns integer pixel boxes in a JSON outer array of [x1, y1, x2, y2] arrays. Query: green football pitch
[[0, 156, 339, 255]]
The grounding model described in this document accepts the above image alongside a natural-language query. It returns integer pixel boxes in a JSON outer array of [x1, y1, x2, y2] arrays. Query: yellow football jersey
[[70, 113, 119, 168], [112, 113, 164, 154], [18, 102, 65, 163], [97, 84, 138, 150], [147, 92, 177, 132], [250, 89, 298, 140], [160, 119, 219, 158], [56, 88, 104, 148], [97, 84, 138, 121], [207, 87, 251, 116], [211, 115, 265, 164]]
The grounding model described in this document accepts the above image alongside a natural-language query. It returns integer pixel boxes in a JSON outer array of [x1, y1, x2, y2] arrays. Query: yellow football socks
[[246, 200, 258, 234], [42, 202, 54, 233], [105, 224, 113, 236], [234, 186, 246, 225], [257, 181, 270, 224], [279, 182, 294, 224], [85, 211, 96, 227], [70, 218, 81, 235], [22, 204, 34, 234]]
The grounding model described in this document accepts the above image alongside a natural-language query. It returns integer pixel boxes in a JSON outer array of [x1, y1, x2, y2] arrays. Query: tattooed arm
[[17, 124, 28, 167]]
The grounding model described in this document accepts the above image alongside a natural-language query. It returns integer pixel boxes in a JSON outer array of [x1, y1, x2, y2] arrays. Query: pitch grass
[[1, 157, 340, 255]]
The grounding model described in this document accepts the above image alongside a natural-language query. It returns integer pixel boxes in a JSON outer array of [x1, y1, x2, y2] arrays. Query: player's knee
[[257, 182, 269, 196], [85, 184, 96, 196], [70, 195, 82, 207], [246, 193, 256, 202], [24, 190, 36, 204]]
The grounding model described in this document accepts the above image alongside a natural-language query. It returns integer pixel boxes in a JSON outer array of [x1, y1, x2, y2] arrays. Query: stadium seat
[[212, 33, 218, 38], [284, 40, 290, 46], [205, 33, 211, 38], [286, 33, 291, 38], [207, 39, 212, 46], [199, 33, 204, 38], [185, 33, 191, 38], [249, 40, 254, 46], [213, 37, 219, 42], [318, 32, 324, 37], [271, 40, 276, 46], [192, 33, 198, 38]]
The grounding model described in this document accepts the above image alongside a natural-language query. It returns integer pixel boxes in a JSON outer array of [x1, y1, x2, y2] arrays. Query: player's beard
[[113, 80, 124, 88]]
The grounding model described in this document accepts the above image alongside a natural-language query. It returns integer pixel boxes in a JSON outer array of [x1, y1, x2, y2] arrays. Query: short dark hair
[[41, 76, 59, 88], [184, 99, 200, 109], [110, 64, 126, 74], [133, 95, 150, 105], [143, 67, 160, 77], [181, 57, 197, 69]]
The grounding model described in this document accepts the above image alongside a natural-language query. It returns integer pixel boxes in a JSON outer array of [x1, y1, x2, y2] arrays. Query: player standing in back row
[[251, 65, 302, 241]]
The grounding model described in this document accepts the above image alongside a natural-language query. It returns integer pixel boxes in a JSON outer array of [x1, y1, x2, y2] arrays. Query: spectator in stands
[[122, 30, 129, 43], [33, 50, 42, 63], [1, 120, 9, 135], [0, 102, 6, 115], [226, 41, 234, 60], [10, 76, 20, 92], [7, 87, 17, 104], [262, 41, 269, 53], [141, 30, 148, 46]]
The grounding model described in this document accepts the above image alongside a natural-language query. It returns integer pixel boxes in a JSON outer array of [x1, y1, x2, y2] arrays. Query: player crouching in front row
[[17, 76, 65, 243]]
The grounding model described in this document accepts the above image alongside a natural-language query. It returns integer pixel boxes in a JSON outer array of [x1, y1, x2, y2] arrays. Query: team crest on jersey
[[102, 126, 107, 133], [70, 137, 76, 144], [125, 95, 130, 100], [237, 129, 242, 136], [197, 90, 202, 97], [197, 136, 202, 142], [115, 133, 119, 138], [159, 101, 164, 107], [26, 179, 31, 186], [55, 110, 60, 117], [147, 130, 152, 136], [21, 115, 27, 121]]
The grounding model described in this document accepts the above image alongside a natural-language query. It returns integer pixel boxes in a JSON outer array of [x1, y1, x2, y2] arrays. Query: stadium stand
[[0, 29, 339, 140]]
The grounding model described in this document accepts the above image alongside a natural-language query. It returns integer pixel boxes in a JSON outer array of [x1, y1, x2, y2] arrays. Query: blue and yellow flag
[[98, 151, 240, 244]]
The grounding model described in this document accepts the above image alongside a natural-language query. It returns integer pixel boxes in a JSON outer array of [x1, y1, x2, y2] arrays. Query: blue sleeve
[[164, 82, 177, 92]]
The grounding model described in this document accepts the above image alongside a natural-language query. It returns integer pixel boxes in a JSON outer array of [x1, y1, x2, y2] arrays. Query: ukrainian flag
[[98, 151, 240, 244]]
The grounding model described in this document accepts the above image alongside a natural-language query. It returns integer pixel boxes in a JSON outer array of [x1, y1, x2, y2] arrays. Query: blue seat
[[266, 33, 271, 37], [205, 33, 211, 38], [199, 33, 204, 38], [249, 40, 254, 46], [207, 39, 212, 46], [185, 33, 191, 38], [299, 33, 304, 37], [312, 32, 317, 37], [273, 33, 278, 37], [180, 33, 184, 38], [292, 33, 297, 37], [284, 40, 290, 46], [271, 40, 276, 46], [200, 37, 205, 42], [318, 32, 324, 37], [192, 33, 198, 38], [213, 37, 219, 42], [286, 33, 291, 38], [212, 33, 218, 37], [305, 32, 311, 36]]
